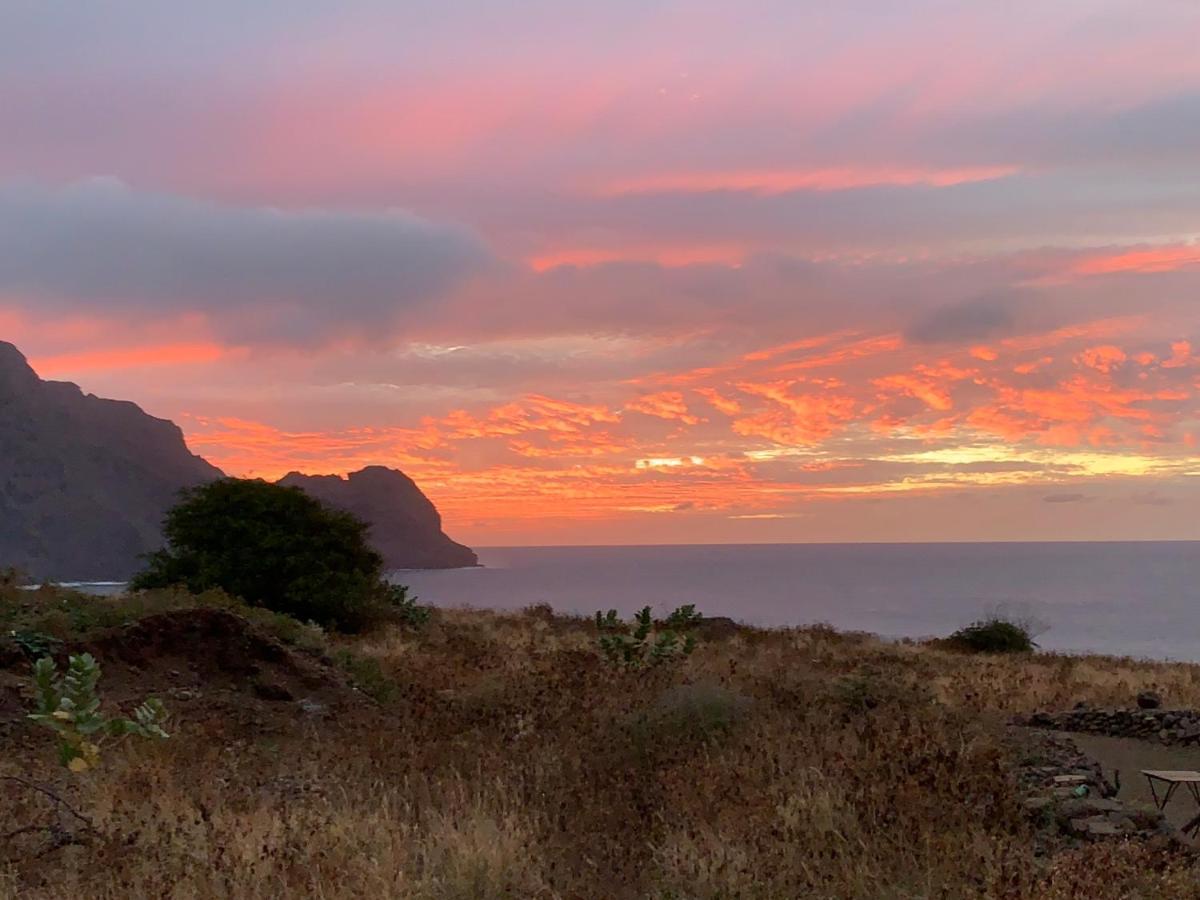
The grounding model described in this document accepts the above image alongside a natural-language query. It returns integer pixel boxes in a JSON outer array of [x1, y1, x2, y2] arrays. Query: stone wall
[[1020, 705, 1200, 745], [1015, 730, 1176, 846]]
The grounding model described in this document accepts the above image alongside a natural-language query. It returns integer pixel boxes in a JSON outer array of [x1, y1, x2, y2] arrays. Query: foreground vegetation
[[5, 584, 1200, 898]]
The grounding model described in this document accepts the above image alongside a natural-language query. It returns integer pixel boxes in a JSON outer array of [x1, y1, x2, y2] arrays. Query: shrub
[[662, 604, 703, 629], [27, 653, 169, 771], [388, 584, 434, 629], [945, 616, 1038, 654], [132, 478, 391, 632], [595, 606, 697, 669]]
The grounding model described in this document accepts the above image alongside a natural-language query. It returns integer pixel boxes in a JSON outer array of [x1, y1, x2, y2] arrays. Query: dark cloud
[[0, 179, 491, 342], [1042, 492, 1090, 504], [905, 292, 1023, 344]]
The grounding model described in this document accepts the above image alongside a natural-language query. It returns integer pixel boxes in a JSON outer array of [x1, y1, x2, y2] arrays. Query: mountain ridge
[[0, 342, 476, 579]]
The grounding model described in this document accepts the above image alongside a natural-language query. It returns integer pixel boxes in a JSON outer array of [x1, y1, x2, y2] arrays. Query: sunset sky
[[5, 1, 1200, 545]]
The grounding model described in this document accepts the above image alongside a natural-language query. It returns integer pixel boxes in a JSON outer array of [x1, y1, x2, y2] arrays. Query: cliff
[[278, 467, 478, 570], [0, 342, 478, 579], [0, 341, 223, 580]]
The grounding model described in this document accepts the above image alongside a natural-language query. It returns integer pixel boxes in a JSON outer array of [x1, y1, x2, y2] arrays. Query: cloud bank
[[0, 179, 491, 341]]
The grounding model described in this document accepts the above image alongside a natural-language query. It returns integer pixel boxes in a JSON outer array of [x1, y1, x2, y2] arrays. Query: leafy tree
[[132, 478, 390, 632]]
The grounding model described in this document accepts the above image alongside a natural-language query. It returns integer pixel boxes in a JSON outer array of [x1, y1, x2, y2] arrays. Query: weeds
[[334, 648, 398, 702]]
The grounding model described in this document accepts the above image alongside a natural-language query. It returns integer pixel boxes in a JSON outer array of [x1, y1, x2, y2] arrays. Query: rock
[[298, 698, 327, 717], [1058, 798, 1125, 818], [1052, 774, 1089, 784], [279, 467, 477, 570], [1138, 691, 1163, 709], [252, 680, 294, 702], [1070, 816, 1123, 838]]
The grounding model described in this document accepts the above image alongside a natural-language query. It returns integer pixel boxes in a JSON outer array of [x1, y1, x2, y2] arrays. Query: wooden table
[[1142, 770, 1200, 837]]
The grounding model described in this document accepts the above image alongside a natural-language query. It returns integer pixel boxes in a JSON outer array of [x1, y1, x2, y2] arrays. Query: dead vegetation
[[3, 586, 1200, 897]]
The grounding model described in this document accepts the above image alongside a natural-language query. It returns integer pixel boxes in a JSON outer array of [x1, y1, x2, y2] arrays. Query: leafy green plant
[[27, 654, 169, 772], [387, 584, 433, 629], [662, 604, 703, 629], [595, 607, 697, 670], [9, 628, 62, 661]]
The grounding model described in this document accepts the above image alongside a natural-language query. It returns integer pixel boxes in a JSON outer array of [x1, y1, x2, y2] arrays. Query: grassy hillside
[[3, 585, 1200, 898]]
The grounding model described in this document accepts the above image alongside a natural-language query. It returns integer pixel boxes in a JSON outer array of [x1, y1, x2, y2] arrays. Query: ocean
[[58, 542, 1200, 661], [392, 542, 1200, 661]]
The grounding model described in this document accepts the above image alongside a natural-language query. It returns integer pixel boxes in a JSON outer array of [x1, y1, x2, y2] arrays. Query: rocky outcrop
[[279, 467, 477, 570], [0, 342, 222, 580], [1020, 704, 1200, 746]]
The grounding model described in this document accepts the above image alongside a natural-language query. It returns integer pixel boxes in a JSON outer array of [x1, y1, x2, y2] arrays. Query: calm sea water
[[390, 542, 1200, 661]]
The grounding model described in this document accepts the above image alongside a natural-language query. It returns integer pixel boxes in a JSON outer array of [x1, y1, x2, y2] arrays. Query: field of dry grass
[[4, 587, 1200, 898]]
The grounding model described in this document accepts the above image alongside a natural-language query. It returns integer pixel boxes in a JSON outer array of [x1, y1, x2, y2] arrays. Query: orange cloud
[[595, 164, 1019, 197], [625, 391, 703, 425], [693, 387, 742, 416], [733, 382, 857, 444], [1070, 244, 1200, 277], [29, 342, 227, 376], [528, 243, 748, 271], [1075, 345, 1127, 374]]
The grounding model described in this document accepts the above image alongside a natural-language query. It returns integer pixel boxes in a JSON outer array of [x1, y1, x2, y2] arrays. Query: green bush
[[945, 616, 1038, 654], [662, 604, 703, 629], [132, 478, 391, 633], [387, 584, 433, 629], [595, 606, 697, 669]]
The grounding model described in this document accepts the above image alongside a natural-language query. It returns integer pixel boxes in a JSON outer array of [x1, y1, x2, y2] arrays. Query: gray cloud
[[1042, 493, 1090, 504], [905, 291, 1024, 344], [0, 179, 491, 341]]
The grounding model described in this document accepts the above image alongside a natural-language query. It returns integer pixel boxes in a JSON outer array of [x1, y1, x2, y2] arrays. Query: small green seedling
[[27, 653, 169, 772]]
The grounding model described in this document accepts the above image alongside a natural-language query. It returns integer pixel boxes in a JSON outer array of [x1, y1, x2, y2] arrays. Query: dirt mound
[[1, 608, 361, 738], [83, 608, 353, 705]]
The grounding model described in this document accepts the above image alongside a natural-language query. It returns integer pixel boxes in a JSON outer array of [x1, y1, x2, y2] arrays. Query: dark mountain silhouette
[[0, 341, 222, 580], [1, 341, 477, 579], [279, 468, 478, 570]]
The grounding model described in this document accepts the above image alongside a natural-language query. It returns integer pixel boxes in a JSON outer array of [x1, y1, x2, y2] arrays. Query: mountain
[[0, 341, 223, 580], [0, 342, 477, 579], [278, 467, 479, 570]]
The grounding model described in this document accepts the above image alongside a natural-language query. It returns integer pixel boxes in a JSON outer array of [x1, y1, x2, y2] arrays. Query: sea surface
[[393, 542, 1200, 661], [57, 542, 1200, 661]]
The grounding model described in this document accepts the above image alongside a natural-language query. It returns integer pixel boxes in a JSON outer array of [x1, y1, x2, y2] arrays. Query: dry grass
[[3, 598, 1200, 897]]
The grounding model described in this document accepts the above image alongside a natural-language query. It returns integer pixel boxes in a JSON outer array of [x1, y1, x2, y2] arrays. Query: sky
[[4, 0, 1200, 545]]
